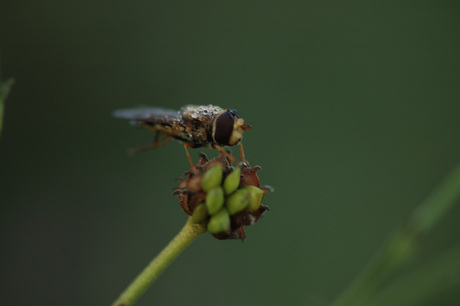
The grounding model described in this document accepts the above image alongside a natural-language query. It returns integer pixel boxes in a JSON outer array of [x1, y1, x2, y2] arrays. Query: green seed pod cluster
[[175, 153, 270, 241], [198, 165, 264, 234]]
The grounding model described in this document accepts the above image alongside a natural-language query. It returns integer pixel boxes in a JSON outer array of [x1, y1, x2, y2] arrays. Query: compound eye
[[213, 111, 236, 145]]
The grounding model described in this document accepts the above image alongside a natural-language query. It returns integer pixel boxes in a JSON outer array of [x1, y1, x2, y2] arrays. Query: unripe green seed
[[205, 187, 224, 215], [226, 189, 249, 215], [207, 208, 230, 234], [191, 203, 208, 223], [243, 185, 265, 212], [223, 167, 241, 195], [201, 165, 223, 192]]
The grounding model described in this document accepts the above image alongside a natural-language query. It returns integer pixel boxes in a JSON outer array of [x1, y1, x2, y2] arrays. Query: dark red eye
[[213, 110, 239, 145]]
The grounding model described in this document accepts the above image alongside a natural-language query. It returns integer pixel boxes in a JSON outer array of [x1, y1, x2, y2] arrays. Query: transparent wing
[[112, 107, 180, 123]]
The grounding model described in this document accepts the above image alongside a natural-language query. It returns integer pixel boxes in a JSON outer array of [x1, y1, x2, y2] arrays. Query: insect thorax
[[180, 105, 226, 146]]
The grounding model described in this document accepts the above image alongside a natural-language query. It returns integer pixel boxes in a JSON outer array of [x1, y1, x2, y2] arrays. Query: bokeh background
[[1, 1, 460, 305]]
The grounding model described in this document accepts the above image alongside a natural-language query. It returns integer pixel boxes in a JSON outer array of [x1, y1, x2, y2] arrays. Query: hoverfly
[[113, 105, 252, 166]]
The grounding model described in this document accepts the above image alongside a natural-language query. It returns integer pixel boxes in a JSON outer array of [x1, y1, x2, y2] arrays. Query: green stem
[[332, 161, 460, 306], [112, 217, 206, 306], [371, 244, 460, 306], [0, 78, 14, 137]]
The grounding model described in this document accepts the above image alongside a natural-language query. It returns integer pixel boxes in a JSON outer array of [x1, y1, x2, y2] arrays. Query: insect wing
[[113, 107, 181, 125]]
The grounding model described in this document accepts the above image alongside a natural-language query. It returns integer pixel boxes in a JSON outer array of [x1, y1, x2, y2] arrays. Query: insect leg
[[127, 133, 171, 155], [184, 143, 195, 168], [239, 142, 249, 166], [213, 144, 238, 163]]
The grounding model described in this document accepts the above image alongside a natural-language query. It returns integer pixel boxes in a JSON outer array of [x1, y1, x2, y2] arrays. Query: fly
[[113, 104, 252, 166]]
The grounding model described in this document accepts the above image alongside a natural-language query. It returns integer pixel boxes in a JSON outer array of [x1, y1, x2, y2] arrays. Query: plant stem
[[371, 244, 460, 306], [332, 161, 460, 306], [112, 217, 206, 306], [0, 78, 14, 138]]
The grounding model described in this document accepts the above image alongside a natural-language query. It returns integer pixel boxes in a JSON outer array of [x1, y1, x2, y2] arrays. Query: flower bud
[[207, 208, 230, 234], [191, 203, 208, 224], [226, 189, 249, 215], [201, 165, 223, 192], [223, 167, 241, 195], [205, 186, 224, 215], [243, 185, 265, 212], [175, 152, 271, 241]]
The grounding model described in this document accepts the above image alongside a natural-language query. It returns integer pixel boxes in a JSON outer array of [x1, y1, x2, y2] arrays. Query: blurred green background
[[1, 1, 460, 305]]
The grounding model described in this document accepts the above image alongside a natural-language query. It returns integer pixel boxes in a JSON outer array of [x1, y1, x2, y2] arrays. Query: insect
[[113, 104, 252, 166]]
